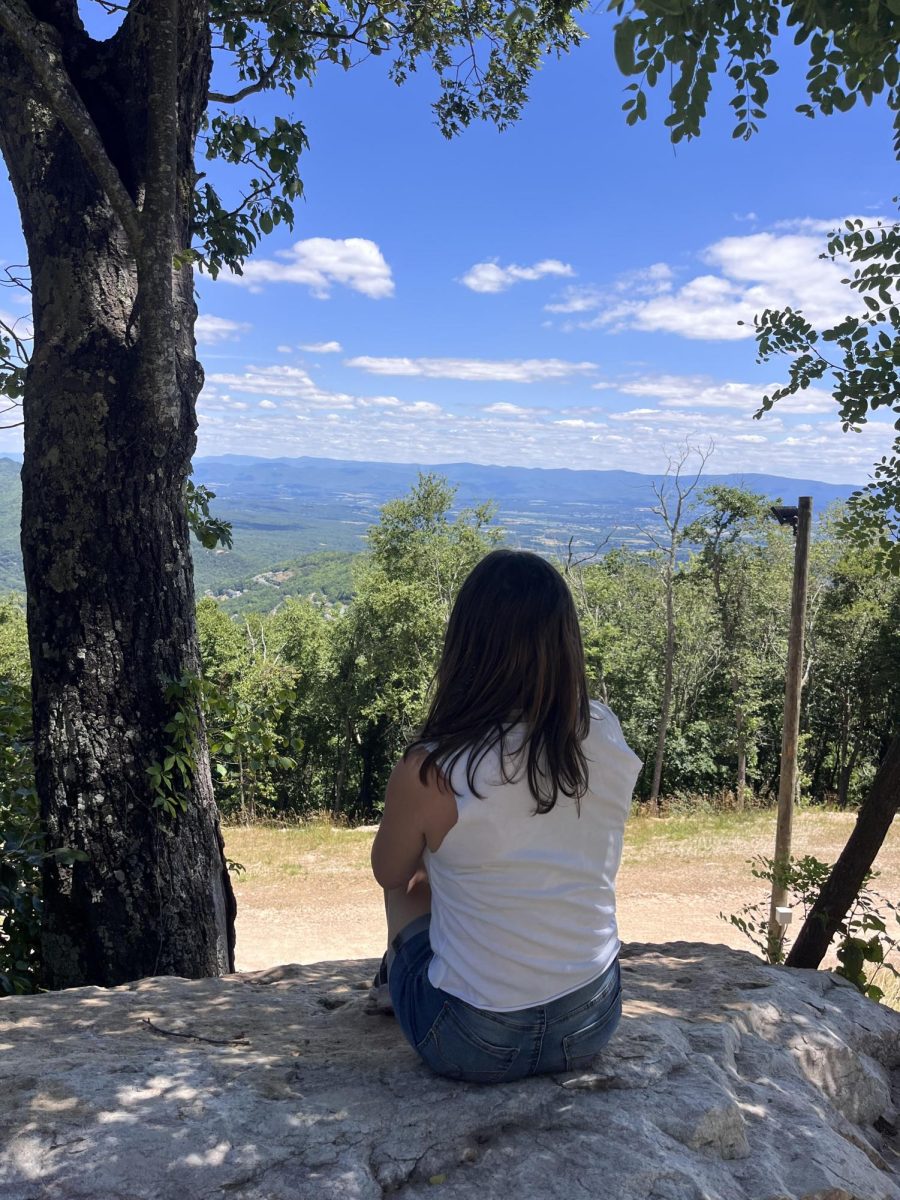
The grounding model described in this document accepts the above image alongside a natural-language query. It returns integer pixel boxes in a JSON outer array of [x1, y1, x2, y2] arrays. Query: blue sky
[[1, 11, 897, 482]]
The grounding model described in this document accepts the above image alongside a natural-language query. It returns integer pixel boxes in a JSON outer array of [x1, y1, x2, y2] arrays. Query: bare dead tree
[[642, 440, 714, 816], [558, 530, 616, 577], [560, 529, 617, 705]]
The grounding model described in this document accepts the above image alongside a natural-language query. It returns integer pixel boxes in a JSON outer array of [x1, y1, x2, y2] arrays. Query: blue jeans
[[388, 914, 622, 1084]]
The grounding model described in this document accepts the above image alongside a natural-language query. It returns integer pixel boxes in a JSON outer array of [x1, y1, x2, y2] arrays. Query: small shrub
[[722, 853, 899, 1003]]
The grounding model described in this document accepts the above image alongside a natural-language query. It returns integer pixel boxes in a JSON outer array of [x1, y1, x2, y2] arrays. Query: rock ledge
[[2, 941, 899, 1199]]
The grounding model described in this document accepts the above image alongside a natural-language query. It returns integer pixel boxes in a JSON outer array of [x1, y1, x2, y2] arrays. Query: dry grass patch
[[223, 809, 899, 1010], [624, 807, 872, 859], [225, 808, 899, 892], [225, 822, 374, 886]]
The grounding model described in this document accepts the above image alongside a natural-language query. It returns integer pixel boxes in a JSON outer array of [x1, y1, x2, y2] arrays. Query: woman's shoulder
[[393, 746, 448, 794], [587, 700, 641, 762], [588, 699, 623, 732]]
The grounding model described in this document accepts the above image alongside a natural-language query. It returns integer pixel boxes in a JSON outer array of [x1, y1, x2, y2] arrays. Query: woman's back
[[424, 700, 641, 1011], [372, 548, 640, 1082]]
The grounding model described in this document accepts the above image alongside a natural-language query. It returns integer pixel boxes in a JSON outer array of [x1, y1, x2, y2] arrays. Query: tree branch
[[558, 529, 615, 575], [0, 408, 24, 429], [86, 0, 131, 12], [0, 314, 30, 364], [208, 51, 284, 103], [0, 0, 143, 250]]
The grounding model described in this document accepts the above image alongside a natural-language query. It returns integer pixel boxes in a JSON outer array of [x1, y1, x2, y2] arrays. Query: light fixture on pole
[[767, 496, 812, 962]]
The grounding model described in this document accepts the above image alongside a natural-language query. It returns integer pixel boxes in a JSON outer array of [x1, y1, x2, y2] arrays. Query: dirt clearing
[[225, 809, 899, 1002]]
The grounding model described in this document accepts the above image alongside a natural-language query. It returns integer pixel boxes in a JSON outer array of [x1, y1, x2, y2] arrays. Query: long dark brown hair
[[405, 548, 591, 813]]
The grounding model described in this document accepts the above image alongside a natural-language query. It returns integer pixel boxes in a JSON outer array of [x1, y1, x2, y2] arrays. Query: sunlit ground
[[224, 808, 900, 1010]]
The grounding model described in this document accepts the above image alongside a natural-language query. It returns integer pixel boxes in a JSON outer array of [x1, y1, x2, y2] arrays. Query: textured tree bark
[[786, 730, 900, 970], [0, 1, 235, 987]]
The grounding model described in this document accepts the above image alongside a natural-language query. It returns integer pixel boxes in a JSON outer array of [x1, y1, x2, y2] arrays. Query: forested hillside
[[6, 473, 893, 831], [0, 453, 858, 605], [3, 469, 898, 994], [190, 478, 897, 822]]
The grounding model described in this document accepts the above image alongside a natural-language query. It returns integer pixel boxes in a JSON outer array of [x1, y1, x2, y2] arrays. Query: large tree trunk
[[0, 2, 235, 988], [786, 730, 900, 970]]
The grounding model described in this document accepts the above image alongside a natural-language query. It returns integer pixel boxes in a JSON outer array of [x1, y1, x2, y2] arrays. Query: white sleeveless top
[[423, 701, 641, 1012]]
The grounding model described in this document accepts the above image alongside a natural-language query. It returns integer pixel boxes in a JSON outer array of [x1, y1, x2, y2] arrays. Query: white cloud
[[551, 224, 868, 341], [198, 400, 890, 482], [772, 214, 888, 235], [612, 272, 752, 340], [208, 364, 358, 408], [609, 408, 660, 421], [460, 258, 574, 294], [544, 287, 604, 315], [196, 366, 894, 483], [299, 340, 343, 353], [276, 345, 293, 354], [223, 238, 394, 299], [206, 365, 431, 422], [599, 405, 786, 439], [195, 315, 250, 345], [402, 401, 442, 415], [547, 264, 672, 315], [484, 402, 529, 416], [357, 395, 401, 408], [346, 356, 597, 384], [608, 373, 835, 415]]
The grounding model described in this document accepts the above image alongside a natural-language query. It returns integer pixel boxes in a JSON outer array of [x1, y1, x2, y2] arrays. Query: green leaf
[[614, 20, 638, 76]]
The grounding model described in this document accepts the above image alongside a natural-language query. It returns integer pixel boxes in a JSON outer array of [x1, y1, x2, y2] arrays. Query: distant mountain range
[[195, 453, 856, 513], [0, 453, 858, 607]]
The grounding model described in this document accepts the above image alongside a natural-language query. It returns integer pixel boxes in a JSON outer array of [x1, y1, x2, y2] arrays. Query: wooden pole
[[767, 496, 812, 962]]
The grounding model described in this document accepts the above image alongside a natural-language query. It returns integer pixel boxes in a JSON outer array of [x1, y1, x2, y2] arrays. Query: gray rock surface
[[1, 941, 899, 1199]]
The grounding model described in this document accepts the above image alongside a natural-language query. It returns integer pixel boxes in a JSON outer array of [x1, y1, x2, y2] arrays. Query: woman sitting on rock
[[370, 547, 641, 1083]]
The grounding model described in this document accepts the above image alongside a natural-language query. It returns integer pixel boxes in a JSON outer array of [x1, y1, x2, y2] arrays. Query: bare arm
[[371, 754, 457, 889]]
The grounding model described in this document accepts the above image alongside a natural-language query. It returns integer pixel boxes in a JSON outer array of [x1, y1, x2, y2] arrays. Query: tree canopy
[[0, 0, 596, 987], [183, 0, 586, 275], [2, 0, 898, 989], [612, 0, 899, 148], [611, 0, 900, 569]]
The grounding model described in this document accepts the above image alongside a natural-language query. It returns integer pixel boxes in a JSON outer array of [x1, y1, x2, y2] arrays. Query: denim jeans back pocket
[[416, 1001, 522, 1084], [561, 976, 623, 1072]]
